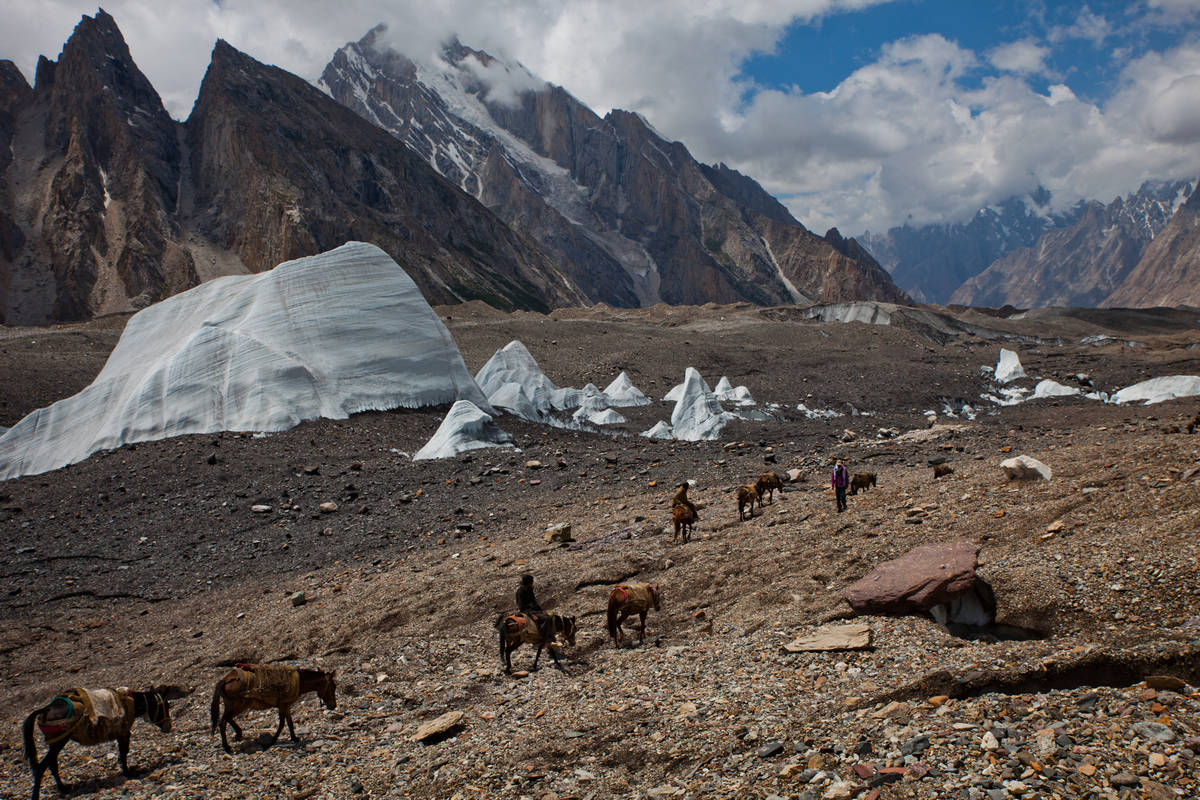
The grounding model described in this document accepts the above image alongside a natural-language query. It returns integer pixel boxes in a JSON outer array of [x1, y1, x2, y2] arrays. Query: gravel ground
[[1, 302, 1198, 800]]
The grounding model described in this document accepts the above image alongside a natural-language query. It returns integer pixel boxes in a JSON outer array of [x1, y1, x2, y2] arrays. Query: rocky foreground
[[1, 303, 1198, 799]]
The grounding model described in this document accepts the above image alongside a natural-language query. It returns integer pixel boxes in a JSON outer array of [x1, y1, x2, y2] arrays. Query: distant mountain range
[[0, 12, 903, 325], [861, 180, 1199, 309], [3, 11, 1196, 325], [318, 28, 905, 309]]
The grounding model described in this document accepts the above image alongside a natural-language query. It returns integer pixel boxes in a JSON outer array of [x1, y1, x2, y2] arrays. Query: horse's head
[[319, 672, 338, 710], [649, 585, 661, 611], [560, 615, 578, 646], [141, 690, 173, 733]]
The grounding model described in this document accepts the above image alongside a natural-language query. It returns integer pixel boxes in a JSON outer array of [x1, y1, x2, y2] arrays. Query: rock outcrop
[[1105, 182, 1200, 308], [320, 29, 908, 309], [0, 11, 196, 323]]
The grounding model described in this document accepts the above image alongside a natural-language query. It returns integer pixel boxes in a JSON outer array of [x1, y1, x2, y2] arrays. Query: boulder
[[782, 622, 872, 653], [844, 540, 985, 616], [544, 522, 573, 543], [786, 468, 804, 482], [1001, 455, 1052, 481], [411, 711, 466, 743]]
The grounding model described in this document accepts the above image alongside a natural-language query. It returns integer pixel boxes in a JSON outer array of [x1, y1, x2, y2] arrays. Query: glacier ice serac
[[414, 401, 516, 460], [1110, 375, 1200, 405], [603, 372, 650, 407], [669, 367, 734, 441], [475, 340, 578, 420], [995, 349, 1026, 383], [0, 242, 491, 480]]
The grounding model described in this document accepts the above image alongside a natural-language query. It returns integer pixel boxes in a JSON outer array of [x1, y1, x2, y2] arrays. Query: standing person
[[831, 460, 850, 513], [516, 574, 552, 642]]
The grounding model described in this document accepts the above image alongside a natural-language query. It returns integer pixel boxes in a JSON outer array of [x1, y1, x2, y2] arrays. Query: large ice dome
[[0, 242, 490, 479]]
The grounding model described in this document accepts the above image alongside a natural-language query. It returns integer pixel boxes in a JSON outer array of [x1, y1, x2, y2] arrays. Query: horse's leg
[[639, 611, 648, 643], [269, 707, 287, 745], [549, 643, 566, 673], [284, 707, 298, 743], [228, 717, 244, 741], [44, 739, 68, 794], [218, 711, 234, 754], [531, 641, 544, 671], [118, 734, 132, 776]]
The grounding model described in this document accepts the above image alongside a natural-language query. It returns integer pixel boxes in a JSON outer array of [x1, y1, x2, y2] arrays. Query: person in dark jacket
[[516, 574, 551, 641], [831, 460, 850, 513]]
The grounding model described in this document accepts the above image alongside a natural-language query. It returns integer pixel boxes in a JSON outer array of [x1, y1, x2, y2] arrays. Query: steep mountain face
[[1105, 183, 1200, 308], [320, 29, 907, 308], [0, 10, 196, 323], [185, 40, 584, 312], [0, 12, 593, 323], [949, 181, 1193, 309], [0, 60, 32, 318], [859, 190, 1082, 304]]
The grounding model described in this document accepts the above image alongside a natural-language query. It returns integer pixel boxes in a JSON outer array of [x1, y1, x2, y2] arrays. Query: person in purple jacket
[[831, 459, 850, 513]]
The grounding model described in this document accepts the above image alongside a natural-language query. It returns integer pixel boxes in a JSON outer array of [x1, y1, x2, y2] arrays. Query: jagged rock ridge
[[319, 28, 908, 308], [859, 189, 1083, 304], [949, 180, 1194, 309], [0, 12, 588, 323]]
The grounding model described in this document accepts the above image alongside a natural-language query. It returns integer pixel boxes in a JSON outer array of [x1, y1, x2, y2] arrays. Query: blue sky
[[743, 1, 1194, 103], [6, 1, 1200, 233]]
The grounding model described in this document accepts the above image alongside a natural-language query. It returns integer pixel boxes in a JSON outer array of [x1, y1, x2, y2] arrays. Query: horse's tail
[[606, 591, 619, 642], [22, 706, 45, 768], [210, 678, 224, 733]]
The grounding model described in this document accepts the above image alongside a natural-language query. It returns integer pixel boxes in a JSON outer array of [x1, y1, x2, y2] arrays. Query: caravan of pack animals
[[2, 8, 1200, 800], [4, 293, 1200, 800]]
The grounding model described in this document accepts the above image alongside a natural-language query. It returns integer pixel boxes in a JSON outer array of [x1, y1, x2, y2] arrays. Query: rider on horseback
[[516, 574, 552, 642]]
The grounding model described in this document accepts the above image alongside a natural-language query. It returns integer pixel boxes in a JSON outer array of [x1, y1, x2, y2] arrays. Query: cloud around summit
[[6, 0, 1200, 234]]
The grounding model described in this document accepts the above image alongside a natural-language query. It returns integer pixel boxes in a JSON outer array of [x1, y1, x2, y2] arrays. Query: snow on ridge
[[0, 242, 491, 480], [413, 400, 516, 460]]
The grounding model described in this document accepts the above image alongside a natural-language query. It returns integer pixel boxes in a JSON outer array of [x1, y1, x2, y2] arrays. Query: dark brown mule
[[210, 664, 336, 754], [606, 583, 661, 647], [672, 503, 698, 543], [496, 612, 578, 673], [23, 686, 184, 800], [755, 471, 784, 504]]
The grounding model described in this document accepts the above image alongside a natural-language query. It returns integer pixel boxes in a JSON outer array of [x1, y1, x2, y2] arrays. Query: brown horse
[[755, 471, 784, 504], [849, 472, 877, 494], [606, 583, 661, 647], [737, 484, 760, 520], [210, 664, 336, 754], [23, 685, 183, 800], [672, 503, 698, 543], [496, 612, 578, 673]]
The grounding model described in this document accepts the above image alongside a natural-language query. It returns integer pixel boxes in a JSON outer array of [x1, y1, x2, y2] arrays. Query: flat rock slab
[[844, 540, 981, 615], [412, 711, 466, 743], [783, 622, 873, 652]]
